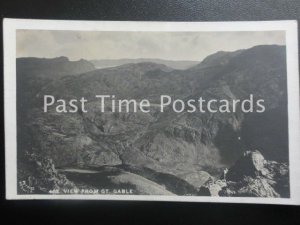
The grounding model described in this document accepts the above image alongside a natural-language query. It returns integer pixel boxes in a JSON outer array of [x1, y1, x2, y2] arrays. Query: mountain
[[17, 45, 289, 197], [17, 56, 95, 104], [90, 58, 199, 70], [17, 56, 96, 119]]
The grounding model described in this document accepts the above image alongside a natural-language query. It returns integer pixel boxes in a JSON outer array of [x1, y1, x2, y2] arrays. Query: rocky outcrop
[[198, 150, 289, 197], [221, 176, 280, 198], [217, 150, 288, 197], [226, 150, 268, 181], [18, 152, 76, 194], [199, 177, 227, 196]]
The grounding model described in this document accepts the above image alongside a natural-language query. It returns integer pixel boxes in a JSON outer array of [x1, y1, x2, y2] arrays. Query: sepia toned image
[[4, 20, 300, 204]]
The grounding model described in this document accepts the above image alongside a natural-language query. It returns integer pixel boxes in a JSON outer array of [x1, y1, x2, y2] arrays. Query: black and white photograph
[[4, 19, 300, 204]]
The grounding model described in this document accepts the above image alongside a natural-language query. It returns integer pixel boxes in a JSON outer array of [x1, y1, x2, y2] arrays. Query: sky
[[16, 30, 285, 61]]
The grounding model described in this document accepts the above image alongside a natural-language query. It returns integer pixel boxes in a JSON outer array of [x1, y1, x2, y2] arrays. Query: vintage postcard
[[4, 19, 300, 204]]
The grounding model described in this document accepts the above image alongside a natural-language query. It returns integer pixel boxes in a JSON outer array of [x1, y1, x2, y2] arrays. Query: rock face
[[199, 150, 289, 198], [219, 150, 289, 198], [226, 150, 267, 180], [17, 45, 290, 195]]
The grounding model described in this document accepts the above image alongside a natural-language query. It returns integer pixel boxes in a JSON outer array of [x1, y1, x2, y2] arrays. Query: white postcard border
[[4, 19, 300, 204]]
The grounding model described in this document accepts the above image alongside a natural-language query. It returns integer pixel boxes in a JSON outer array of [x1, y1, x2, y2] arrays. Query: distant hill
[[17, 56, 95, 79], [90, 58, 199, 70]]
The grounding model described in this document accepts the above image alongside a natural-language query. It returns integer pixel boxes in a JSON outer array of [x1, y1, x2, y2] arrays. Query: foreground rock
[[18, 152, 77, 194], [201, 150, 289, 198]]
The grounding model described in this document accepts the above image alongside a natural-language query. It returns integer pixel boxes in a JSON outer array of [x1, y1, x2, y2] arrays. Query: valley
[[17, 45, 290, 197]]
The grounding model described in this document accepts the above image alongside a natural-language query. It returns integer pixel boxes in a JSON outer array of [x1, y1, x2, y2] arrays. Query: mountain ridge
[[90, 58, 199, 70]]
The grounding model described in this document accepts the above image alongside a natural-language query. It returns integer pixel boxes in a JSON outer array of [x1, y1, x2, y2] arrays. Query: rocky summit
[[17, 45, 290, 197]]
